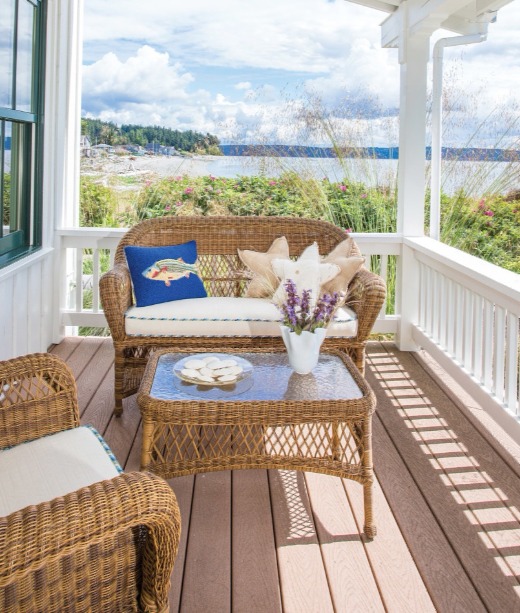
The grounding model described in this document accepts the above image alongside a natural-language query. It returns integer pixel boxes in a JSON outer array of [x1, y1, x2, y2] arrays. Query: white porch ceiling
[[347, 0, 515, 43]]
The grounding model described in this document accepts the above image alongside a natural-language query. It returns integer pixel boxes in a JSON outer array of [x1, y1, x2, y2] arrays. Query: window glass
[[1, 122, 12, 237], [0, 0, 43, 265], [16, 0, 36, 112], [0, 0, 15, 108]]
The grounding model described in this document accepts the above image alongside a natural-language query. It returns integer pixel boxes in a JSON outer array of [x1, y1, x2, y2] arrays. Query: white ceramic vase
[[280, 325, 327, 375]]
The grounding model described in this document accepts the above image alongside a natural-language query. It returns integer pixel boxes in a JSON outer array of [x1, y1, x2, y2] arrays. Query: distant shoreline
[[220, 144, 520, 162]]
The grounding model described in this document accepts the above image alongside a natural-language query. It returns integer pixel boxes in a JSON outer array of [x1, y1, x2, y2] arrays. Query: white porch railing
[[56, 228, 520, 431], [407, 236, 520, 426], [56, 228, 401, 330]]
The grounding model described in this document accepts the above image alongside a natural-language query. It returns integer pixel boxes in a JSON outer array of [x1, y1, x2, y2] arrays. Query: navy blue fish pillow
[[125, 241, 207, 307]]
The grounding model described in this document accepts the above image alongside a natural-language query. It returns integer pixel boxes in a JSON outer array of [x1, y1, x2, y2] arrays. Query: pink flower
[[360, 193, 367, 199], [339, 184, 347, 192], [478, 199, 486, 209], [175, 201, 183, 207], [144, 180, 152, 187], [165, 205, 171, 211], [209, 175, 216, 181], [175, 176, 183, 181], [268, 180, 277, 186], [344, 228, 353, 233], [184, 187, 194, 194], [484, 210, 494, 217]]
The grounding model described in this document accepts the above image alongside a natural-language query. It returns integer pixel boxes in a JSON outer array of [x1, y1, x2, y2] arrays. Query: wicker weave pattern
[[0, 353, 181, 613], [138, 348, 376, 538], [100, 216, 386, 415]]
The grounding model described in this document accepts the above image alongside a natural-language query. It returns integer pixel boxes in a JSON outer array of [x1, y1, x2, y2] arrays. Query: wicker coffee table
[[137, 348, 377, 537]]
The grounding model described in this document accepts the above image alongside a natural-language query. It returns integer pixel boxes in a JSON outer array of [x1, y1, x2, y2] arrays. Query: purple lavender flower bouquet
[[278, 279, 340, 374], [279, 279, 340, 335]]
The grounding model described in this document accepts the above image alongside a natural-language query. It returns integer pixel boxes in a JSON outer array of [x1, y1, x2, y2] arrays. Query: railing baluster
[[463, 289, 473, 374], [472, 295, 484, 381], [92, 248, 100, 313], [379, 254, 388, 318], [505, 312, 519, 415], [454, 283, 464, 364], [418, 261, 425, 329], [493, 306, 506, 402], [446, 278, 454, 357], [75, 248, 83, 313], [483, 299, 494, 390]]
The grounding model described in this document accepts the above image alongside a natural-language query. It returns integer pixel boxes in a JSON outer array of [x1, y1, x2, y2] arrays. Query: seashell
[[205, 359, 225, 370], [184, 359, 205, 370], [211, 366, 233, 376], [199, 367, 214, 377], [181, 368, 200, 378], [218, 374, 237, 382], [227, 366, 243, 376], [202, 356, 218, 364], [197, 375, 215, 383], [219, 359, 237, 368]]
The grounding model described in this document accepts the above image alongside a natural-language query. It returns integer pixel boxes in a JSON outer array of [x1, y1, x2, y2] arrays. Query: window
[[0, 0, 45, 267]]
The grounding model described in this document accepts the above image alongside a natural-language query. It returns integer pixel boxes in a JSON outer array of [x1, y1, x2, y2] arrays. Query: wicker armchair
[[100, 215, 386, 415], [0, 353, 181, 613]]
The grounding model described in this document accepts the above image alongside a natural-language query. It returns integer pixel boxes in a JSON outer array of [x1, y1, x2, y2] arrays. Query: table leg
[[363, 480, 377, 539], [362, 416, 377, 539], [141, 418, 154, 470]]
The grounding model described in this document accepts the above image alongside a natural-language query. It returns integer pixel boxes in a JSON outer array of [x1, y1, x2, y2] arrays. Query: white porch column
[[43, 0, 84, 341], [395, 32, 430, 351]]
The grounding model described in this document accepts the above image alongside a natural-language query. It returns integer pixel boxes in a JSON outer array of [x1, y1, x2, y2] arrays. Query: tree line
[[81, 118, 221, 154]]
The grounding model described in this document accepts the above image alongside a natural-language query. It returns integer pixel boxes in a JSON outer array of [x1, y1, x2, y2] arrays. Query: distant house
[[80, 135, 91, 157], [145, 143, 161, 154], [92, 143, 115, 156], [161, 146, 178, 156]]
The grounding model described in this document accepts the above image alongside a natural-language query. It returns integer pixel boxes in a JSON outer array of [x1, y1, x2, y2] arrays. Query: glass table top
[[150, 352, 363, 402]]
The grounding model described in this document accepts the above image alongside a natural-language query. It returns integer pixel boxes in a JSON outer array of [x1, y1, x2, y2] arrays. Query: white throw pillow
[[271, 242, 340, 306]]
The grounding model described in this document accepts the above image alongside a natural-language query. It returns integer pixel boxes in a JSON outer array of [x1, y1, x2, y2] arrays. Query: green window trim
[[0, 0, 45, 269]]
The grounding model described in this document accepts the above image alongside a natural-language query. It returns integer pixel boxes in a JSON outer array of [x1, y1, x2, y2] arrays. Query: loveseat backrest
[[115, 216, 359, 298]]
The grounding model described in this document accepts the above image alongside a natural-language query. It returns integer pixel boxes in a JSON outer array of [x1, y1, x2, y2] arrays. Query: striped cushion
[[125, 296, 358, 338], [0, 426, 122, 517]]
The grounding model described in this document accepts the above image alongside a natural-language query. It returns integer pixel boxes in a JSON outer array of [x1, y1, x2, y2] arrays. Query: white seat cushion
[[0, 426, 122, 517], [125, 296, 358, 338]]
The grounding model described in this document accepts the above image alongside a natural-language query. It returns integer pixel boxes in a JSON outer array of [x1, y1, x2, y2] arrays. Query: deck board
[[232, 469, 282, 612], [181, 472, 232, 612], [304, 471, 385, 612], [49, 337, 520, 612], [366, 343, 520, 611]]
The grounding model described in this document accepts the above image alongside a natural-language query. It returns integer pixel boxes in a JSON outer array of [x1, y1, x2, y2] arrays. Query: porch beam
[[346, 0, 399, 13], [382, 0, 476, 47]]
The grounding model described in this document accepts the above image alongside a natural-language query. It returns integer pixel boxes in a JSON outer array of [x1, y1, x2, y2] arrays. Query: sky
[[81, 0, 520, 147]]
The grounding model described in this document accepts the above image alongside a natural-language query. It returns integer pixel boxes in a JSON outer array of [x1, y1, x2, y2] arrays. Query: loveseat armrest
[[346, 268, 386, 342], [0, 353, 79, 449], [0, 472, 181, 613], [100, 264, 134, 341]]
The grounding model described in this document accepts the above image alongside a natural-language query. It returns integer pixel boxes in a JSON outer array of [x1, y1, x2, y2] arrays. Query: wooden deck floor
[[51, 338, 520, 612]]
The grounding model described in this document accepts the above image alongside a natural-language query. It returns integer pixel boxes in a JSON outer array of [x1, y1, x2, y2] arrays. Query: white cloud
[[81, 0, 520, 146]]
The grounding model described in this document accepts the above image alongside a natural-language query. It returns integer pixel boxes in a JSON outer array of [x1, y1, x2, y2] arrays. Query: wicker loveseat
[[100, 216, 386, 415], [0, 353, 181, 613]]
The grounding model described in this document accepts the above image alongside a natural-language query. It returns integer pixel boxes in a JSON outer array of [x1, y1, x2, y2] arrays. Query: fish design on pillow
[[142, 258, 199, 287]]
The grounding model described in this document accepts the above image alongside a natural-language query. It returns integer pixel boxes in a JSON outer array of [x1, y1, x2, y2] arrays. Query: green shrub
[[80, 177, 118, 227]]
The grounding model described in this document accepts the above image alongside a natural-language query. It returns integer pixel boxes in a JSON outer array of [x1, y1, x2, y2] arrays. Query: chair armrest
[[100, 264, 133, 341], [0, 353, 79, 449], [0, 472, 181, 613], [346, 268, 386, 342]]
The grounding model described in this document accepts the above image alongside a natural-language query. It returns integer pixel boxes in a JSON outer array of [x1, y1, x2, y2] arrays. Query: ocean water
[[188, 155, 520, 196]]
